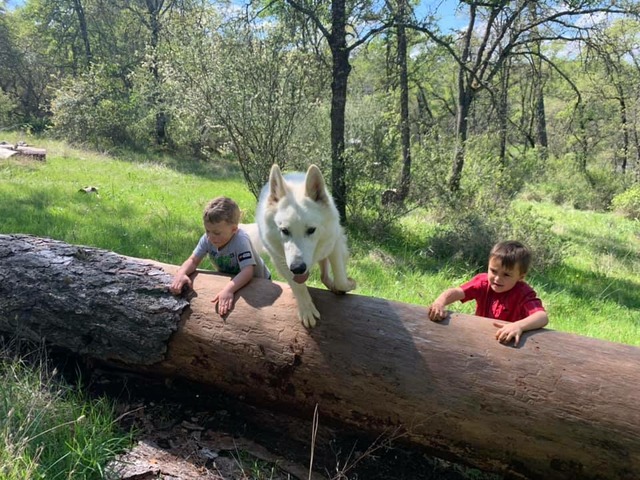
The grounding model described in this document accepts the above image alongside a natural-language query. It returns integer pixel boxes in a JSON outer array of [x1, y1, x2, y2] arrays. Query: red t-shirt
[[460, 273, 545, 322]]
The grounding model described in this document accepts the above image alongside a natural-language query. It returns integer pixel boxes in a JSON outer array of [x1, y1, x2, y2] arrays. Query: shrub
[[0, 89, 17, 128], [50, 65, 138, 147], [612, 184, 640, 219], [427, 195, 564, 272], [531, 154, 627, 211]]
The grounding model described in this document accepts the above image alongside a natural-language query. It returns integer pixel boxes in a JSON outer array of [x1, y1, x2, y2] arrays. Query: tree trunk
[[450, 87, 472, 192], [396, 0, 411, 203], [1, 234, 639, 480], [329, 0, 350, 224], [528, 1, 548, 160], [498, 61, 509, 167], [0, 234, 187, 364], [72, 0, 92, 67]]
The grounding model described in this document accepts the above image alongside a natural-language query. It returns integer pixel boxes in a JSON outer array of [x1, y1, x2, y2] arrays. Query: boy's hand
[[428, 303, 447, 322], [213, 289, 235, 317], [170, 274, 192, 295], [494, 322, 524, 346]]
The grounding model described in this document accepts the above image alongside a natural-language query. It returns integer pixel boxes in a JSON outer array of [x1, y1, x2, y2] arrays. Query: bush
[[612, 184, 640, 219], [530, 154, 627, 211], [50, 65, 139, 147], [427, 195, 564, 272], [0, 89, 17, 128]]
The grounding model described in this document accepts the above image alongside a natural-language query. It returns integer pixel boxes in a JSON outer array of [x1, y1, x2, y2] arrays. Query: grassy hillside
[[1, 138, 639, 346]]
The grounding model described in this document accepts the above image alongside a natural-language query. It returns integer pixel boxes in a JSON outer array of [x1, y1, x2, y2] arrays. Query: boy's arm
[[170, 255, 202, 294], [428, 287, 465, 322], [494, 310, 548, 346], [213, 265, 255, 316]]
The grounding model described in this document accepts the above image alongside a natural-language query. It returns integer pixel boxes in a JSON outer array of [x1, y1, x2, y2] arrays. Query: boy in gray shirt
[[170, 197, 270, 316]]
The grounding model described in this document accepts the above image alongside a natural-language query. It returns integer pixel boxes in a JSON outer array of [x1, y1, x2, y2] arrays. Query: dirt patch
[[94, 369, 501, 480]]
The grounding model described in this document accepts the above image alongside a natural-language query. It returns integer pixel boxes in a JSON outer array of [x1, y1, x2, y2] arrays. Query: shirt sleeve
[[460, 274, 486, 304], [192, 234, 210, 259], [519, 288, 546, 317], [234, 233, 257, 271]]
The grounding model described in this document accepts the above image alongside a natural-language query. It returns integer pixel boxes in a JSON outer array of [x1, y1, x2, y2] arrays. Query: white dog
[[243, 164, 356, 328]]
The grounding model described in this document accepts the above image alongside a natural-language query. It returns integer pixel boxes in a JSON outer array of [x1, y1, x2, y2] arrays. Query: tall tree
[[395, 0, 412, 203], [72, 0, 92, 66], [279, 0, 392, 221], [123, 0, 177, 145], [412, 0, 634, 191], [585, 19, 640, 174], [527, 0, 548, 158]]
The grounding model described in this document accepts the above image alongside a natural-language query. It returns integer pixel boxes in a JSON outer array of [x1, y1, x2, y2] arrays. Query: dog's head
[[267, 164, 334, 283]]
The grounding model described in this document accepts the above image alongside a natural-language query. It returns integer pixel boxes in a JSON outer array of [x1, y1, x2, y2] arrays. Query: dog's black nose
[[290, 262, 307, 275]]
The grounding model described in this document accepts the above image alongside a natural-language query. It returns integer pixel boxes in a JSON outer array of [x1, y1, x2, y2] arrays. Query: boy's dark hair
[[203, 196, 241, 225], [489, 240, 531, 274]]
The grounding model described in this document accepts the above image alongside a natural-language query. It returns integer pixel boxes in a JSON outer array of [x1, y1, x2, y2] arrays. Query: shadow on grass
[[0, 187, 198, 265], [346, 219, 464, 278], [534, 264, 640, 311], [93, 145, 244, 183], [564, 224, 640, 264]]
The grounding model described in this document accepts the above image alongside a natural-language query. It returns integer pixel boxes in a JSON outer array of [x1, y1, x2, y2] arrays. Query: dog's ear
[[305, 165, 330, 204], [268, 164, 288, 203]]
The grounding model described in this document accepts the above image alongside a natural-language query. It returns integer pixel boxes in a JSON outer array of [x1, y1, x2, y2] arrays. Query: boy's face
[[204, 220, 237, 249], [487, 257, 525, 293]]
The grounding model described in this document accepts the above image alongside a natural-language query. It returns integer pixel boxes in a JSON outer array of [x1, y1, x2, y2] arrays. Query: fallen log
[[16, 145, 47, 160], [0, 145, 17, 159], [0, 234, 638, 480], [0, 144, 46, 160]]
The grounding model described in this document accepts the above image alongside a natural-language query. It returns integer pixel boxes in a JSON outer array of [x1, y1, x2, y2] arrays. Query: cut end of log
[[0, 143, 46, 161]]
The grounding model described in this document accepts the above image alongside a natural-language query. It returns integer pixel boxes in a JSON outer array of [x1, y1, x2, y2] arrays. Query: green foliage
[[0, 89, 17, 128], [529, 153, 627, 211], [344, 93, 402, 217], [168, 13, 321, 198], [50, 65, 139, 148], [0, 344, 131, 479], [427, 188, 565, 272], [612, 183, 640, 219]]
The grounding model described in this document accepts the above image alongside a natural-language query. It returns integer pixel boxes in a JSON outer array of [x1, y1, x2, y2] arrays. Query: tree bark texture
[[0, 234, 187, 364], [0, 145, 46, 160], [0, 235, 638, 480]]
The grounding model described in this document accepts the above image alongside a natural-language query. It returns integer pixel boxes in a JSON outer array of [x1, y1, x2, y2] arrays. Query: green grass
[[521, 201, 640, 345], [1, 137, 639, 479], [1, 137, 639, 348], [0, 343, 132, 480], [0, 138, 252, 264]]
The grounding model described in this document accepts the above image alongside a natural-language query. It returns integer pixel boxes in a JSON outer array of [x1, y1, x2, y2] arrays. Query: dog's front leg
[[272, 259, 320, 328], [288, 281, 320, 328], [319, 258, 336, 292], [327, 242, 356, 294]]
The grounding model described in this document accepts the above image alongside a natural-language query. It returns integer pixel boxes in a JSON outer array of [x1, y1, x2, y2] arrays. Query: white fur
[[243, 164, 356, 328]]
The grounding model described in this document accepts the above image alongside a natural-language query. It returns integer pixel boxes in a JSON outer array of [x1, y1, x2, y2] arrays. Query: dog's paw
[[332, 277, 356, 295], [321, 277, 336, 292], [299, 304, 320, 328]]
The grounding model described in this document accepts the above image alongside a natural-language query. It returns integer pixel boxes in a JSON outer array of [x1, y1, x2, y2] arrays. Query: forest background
[[2, 0, 640, 335]]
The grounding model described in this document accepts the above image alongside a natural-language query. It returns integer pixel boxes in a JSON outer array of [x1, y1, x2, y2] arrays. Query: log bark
[[0, 145, 46, 160], [1, 234, 638, 480], [0, 234, 187, 364], [16, 146, 47, 160]]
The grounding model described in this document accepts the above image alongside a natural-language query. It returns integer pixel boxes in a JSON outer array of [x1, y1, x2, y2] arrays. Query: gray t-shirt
[[193, 228, 270, 279]]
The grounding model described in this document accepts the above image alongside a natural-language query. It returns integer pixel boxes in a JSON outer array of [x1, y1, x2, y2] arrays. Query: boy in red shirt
[[428, 240, 548, 346]]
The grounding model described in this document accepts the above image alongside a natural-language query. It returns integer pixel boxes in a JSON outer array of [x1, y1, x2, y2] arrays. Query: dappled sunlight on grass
[[0, 149, 254, 266], [2, 148, 639, 346]]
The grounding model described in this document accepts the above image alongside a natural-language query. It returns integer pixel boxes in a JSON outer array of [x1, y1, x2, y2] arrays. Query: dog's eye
[[281, 228, 290, 236], [306, 227, 316, 235]]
